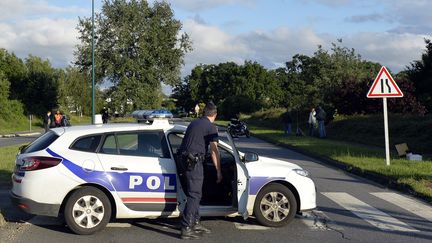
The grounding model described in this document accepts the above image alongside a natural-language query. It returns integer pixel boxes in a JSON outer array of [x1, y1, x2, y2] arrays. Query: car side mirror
[[243, 152, 259, 162]]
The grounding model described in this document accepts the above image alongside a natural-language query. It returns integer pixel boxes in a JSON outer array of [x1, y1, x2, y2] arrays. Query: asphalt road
[[0, 136, 38, 148], [1, 130, 432, 242]]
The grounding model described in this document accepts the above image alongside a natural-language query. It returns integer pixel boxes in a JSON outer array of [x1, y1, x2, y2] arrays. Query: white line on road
[[234, 222, 270, 230], [107, 222, 131, 228], [322, 192, 419, 232], [371, 192, 432, 223]]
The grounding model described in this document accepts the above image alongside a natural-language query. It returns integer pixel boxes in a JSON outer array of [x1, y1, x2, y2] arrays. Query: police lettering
[[129, 175, 175, 190]]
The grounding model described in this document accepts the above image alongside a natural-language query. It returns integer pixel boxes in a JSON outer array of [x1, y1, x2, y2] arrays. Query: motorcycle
[[227, 118, 250, 138]]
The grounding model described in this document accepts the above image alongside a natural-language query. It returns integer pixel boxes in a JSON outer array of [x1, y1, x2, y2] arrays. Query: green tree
[[22, 56, 59, 116], [75, 0, 191, 113], [176, 61, 282, 114], [406, 38, 432, 112], [0, 49, 27, 102], [171, 77, 195, 112], [58, 67, 95, 116], [0, 71, 25, 121]]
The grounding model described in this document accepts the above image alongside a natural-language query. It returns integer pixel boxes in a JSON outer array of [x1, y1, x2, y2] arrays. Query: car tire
[[64, 186, 111, 235], [253, 183, 297, 227]]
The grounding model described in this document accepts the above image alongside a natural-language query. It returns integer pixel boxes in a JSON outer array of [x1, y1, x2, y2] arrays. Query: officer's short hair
[[203, 102, 217, 117]]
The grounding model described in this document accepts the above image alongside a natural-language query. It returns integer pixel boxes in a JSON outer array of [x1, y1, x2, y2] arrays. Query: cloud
[[0, 0, 87, 20], [341, 32, 426, 71], [169, 0, 257, 11], [301, 0, 351, 7], [181, 18, 426, 77], [386, 0, 432, 35], [345, 13, 388, 23], [0, 17, 79, 67]]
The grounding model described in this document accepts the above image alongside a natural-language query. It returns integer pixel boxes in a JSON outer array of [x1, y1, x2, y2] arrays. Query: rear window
[[70, 135, 102, 152], [22, 131, 59, 153]]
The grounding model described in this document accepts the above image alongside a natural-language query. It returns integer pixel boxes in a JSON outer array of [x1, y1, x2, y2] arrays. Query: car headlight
[[293, 168, 310, 177]]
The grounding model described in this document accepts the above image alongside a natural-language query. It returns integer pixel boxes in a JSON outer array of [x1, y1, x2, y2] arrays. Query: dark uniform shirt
[[179, 117, 218, 155]]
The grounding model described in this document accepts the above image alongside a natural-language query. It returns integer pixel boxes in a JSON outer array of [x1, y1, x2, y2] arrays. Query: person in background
[[315, 106, 327, 138], [43, 111, 51, 133], [54, 110, 63, 127], [308, 107, 316, 136], [102, 107, 109, 124], [281, 109, 292, 136], [194, 104, 200, 118]]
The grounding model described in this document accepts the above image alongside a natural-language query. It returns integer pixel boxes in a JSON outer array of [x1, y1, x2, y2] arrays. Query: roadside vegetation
[[243, 109, 432, 203], [0, 144, 21, 187]]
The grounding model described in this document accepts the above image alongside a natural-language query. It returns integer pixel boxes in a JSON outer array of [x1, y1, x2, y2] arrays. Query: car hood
[[257, 156, 302, 170], [245, 155, 303, 178]]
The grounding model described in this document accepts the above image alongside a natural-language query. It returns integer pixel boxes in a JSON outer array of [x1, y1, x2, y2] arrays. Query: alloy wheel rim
[[72, 195, 105, 229], [260, 192, 290, 222]]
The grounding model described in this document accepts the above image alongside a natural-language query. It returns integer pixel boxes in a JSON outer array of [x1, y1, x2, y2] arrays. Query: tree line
[[0, 0, 431, 123], [173, 40, 430, 119]]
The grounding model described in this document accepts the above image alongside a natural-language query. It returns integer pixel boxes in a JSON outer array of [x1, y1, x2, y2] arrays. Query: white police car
[[10, 119, 316, 235]]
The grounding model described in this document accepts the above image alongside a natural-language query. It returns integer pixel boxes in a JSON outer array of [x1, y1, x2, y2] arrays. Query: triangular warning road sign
[[367, 66, 403, 98]]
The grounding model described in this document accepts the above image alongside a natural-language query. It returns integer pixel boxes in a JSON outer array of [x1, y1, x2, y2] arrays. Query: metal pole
[[29, 114, 32, 132], [383, 98, 390, 166], [91, 0, 95, 124]]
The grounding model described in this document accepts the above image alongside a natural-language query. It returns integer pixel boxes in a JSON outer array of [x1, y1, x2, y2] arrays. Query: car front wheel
[[64, 186, 111, 235], [253, 183, 297, 227]]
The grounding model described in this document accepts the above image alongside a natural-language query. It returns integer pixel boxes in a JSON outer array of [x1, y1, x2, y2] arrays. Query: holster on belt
[[178, 151, 203, 171]]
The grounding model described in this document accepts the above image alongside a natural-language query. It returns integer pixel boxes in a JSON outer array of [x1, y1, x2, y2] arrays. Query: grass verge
[[248, 124, 432, 203], [0, 144, 23, 188]]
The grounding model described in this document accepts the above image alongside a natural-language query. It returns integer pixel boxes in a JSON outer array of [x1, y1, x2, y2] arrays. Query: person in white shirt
[[308, 107, 316, 136]]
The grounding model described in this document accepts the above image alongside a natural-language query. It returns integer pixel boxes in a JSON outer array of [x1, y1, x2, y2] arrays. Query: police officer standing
[[178, 102, 222, 240]]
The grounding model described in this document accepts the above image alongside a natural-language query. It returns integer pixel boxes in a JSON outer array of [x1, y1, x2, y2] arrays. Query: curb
[[15, 132, 41, 137], [1, 132, 42, 138], [1, 134, 16, 138], [252, 133, 432, 203], [0, 213, 5, 228]]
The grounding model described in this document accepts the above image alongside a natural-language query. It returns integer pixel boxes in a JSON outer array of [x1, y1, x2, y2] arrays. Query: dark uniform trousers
[[180, 161, 204, 228]]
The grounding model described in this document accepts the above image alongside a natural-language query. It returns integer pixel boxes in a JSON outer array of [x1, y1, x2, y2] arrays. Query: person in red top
[[54, 110, 63, 127]]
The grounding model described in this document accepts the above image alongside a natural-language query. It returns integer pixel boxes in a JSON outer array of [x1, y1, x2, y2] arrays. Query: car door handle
[[111, 167, 128, 171]]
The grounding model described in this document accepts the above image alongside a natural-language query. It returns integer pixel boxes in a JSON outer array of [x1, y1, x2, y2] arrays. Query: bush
[[219, 96, 260, 119]]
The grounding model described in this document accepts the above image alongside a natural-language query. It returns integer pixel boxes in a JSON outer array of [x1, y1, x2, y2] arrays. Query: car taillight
[[20, 157, 62, 171]]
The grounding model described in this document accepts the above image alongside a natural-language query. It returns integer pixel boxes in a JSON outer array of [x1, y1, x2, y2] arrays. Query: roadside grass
[[248, 124, 432, 203], [0, 144, 22, 187], [328, 114, 432, 154], [0, 117, 42, 134]]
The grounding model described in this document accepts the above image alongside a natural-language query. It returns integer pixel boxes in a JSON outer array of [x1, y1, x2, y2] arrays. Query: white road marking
[[234, 222, 270, 230], [371, 192, 432, 222], [107, 222, 131, 228], [322, 192, 419, 232]]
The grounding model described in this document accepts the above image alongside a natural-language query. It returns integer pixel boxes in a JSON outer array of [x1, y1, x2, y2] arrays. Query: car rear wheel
[[64, 187, 111, 235], [253, 183, 297, 227]]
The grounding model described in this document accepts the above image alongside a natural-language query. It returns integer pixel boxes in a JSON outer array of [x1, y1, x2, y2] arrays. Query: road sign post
[[383, 98, 390, 166], [367, 66, 403, 166]]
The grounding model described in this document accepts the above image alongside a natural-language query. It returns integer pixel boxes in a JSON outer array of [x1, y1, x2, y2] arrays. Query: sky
[[1, 0, 431, 90]]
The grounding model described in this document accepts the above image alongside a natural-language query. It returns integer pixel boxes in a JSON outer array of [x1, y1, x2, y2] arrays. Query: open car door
[[225, 131, 249, 219]]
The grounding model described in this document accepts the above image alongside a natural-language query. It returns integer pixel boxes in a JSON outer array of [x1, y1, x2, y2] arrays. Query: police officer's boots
[[180, 226, 202, 240], [193, 220, 211, 233]]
